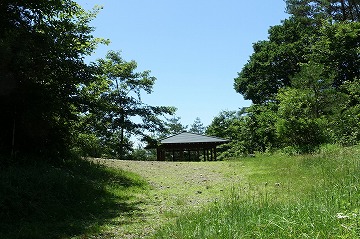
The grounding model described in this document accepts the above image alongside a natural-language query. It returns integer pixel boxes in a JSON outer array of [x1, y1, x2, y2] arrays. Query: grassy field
[[94, 158, 250, 238], [152, 145, 360, 238], [1, 144, 359, 238]]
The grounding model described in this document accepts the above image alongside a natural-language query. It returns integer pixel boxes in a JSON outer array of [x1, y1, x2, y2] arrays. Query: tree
[[0, 0, 104, 161], [235, 1, 360, 104], [80, 51, 175, 158], [206, 111, 239, 139], [276, 64, 344, 152], [206, 110, 244, 158], [233, 0, 360, 154], [309, 21, 360, 88], [332, 78, 360, 145], [286, 0, 360, 22], [159, 116, 187, 137], [234, 17, 317, 104], [244, 103, 279, 153], [189, 117, 206, 135]]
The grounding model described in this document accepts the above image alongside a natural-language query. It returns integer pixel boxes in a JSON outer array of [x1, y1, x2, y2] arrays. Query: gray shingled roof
[[160, 132, 229, 144]]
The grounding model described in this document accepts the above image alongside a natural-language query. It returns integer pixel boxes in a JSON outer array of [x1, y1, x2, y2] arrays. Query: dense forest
[[0, 0, 180, 163], [208, 0, 360, 158], [1, 0, 360, 164]]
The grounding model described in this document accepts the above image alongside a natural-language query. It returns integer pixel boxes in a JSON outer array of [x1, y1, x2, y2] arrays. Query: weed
[[152, 145, 360, 238]]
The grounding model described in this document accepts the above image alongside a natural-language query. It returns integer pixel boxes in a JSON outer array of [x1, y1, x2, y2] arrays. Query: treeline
[[2, 0, 360, 163], [0, 0, 180, 164], [0, 0, 210, 163], [207, 0, 360, 157]]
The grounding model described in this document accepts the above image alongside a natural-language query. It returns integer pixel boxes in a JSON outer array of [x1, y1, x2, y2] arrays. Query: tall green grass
[[0, 158, 148, 239], [152, 145, 360, 238]]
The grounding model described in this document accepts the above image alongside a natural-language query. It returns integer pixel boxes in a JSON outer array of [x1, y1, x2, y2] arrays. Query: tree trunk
[[120, 115, 125, 158]]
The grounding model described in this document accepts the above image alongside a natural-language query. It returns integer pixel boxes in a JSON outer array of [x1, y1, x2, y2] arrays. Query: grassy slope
[[152, 145, 360, 238], [0, 159, 148, 239], [1, 145, 359, 238], [96, 159, 251, 238]]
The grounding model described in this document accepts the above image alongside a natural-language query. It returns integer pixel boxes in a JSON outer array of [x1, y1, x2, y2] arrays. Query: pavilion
[[157, 132, 229, 161]]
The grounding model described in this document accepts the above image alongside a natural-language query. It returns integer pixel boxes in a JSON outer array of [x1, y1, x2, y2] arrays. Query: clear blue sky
[[77, 0, 289, 127]]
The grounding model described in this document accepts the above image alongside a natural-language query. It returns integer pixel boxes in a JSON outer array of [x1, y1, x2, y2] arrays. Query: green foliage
[[74, 133, 103, 158], [309, 21, 360, 88], [332, 78, 360, 145], [131, 148, 157, 161], [206, 110, 245, 158], [234, 17, 317, 103], [275, 64, 341, 152], [157, 116, 188, 138], [189, 117, 206, 135], [233, 1, 360, 153], [244, 104, 279, 153], [0, 0, 105, 160], [78, 51, 175, 158], [286, 0, 360, 22], [207, 106, 278, 158]]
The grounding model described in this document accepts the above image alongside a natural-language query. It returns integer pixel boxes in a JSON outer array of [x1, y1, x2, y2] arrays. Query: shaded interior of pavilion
[[156, 132, 229, 161]]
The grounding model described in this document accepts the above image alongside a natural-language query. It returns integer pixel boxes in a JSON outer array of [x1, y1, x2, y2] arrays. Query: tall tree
[[81, 51, 175, 158], [233, 0, 360, 153], [275, 64, 343, 151], [234, 17, 317, 104], [0, 0, 104, 161], [309, 21, 360, 88], [286, 0, 360, 22]]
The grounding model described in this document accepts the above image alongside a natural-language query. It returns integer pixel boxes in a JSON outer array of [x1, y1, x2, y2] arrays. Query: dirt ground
[[93, 159, 247, 238]]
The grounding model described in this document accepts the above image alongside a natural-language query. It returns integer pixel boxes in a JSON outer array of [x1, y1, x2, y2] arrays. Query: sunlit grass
[[3, 145, 359, 238], [152, 144, 360, 238]]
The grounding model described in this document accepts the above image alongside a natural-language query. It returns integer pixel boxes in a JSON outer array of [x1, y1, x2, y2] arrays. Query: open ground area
[[1, 145, 359, 239], [90, 145, 360, 238], [92, 159, 249, 238]]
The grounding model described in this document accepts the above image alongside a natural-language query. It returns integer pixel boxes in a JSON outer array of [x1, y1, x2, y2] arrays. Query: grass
[[98, 159, 249, 237], [0, 158, 148, 239], [152, 144, 360, 238], [2, 145, 360, 238]]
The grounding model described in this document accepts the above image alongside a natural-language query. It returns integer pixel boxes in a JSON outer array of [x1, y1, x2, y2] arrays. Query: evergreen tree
[[79, 51, 175, 158], [189, 117, 206, 135]]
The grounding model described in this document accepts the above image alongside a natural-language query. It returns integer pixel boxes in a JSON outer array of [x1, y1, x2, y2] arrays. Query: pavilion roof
[[160, 132, 229, 144]]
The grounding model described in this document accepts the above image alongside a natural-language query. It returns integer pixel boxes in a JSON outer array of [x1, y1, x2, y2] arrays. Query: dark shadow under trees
[[0, 158, 148, 239]]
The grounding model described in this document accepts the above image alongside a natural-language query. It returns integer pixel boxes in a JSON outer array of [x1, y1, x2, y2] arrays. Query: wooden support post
[[157, 148, 165, 161], [180, 150, 184, 161]]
